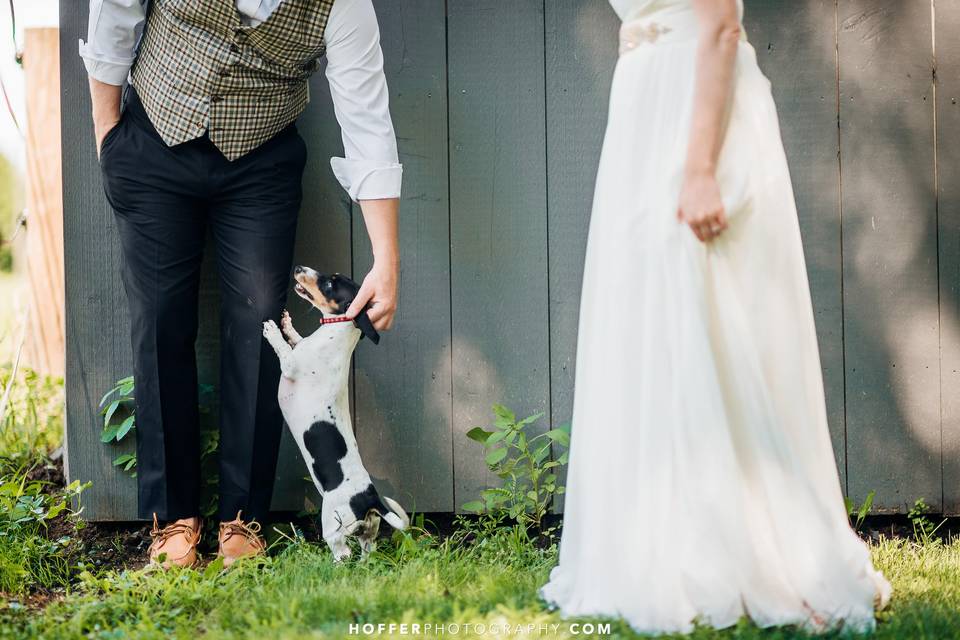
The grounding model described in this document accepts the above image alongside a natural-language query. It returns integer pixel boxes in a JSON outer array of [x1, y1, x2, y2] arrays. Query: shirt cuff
[[79, 39, 134, 86], [330, 157, 403, 201]]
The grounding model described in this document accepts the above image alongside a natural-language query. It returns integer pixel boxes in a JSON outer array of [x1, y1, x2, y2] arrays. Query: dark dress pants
[[99, 88, 307, 522]]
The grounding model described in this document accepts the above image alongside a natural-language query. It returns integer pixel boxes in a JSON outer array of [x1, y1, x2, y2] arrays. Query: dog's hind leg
[[262, 320, 297, 378], [280, 310, 303, 346]]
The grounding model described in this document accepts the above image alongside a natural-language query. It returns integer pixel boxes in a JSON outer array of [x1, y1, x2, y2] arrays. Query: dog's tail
[[380, 495, 410, 530]]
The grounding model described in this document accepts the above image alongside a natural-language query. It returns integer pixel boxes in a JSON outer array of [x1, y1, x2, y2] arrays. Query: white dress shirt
[[79, 0, 402, 201]]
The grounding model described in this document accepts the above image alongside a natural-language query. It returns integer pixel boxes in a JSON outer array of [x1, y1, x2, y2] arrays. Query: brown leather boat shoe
[[217, 511, 266, 568], [148, 514, 202, 569]]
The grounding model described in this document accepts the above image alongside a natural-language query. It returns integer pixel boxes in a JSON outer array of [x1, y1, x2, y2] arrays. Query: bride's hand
[[677, 171, 727, 242]]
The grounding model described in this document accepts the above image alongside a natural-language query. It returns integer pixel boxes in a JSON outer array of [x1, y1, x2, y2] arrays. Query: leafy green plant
[[844, 489, 875, 532], [99, 376, 219, 518], [462, 404, 570, 531], [99, 376, 137, 475], [908, 498, 945, 547], [0, 457, 90, 593]]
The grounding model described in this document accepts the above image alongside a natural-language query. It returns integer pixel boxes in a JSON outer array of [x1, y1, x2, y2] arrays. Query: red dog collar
[[320, 316, 354, 325]]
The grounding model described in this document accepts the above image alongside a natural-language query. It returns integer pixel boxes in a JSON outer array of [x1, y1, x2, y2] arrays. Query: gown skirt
[[539, 8, 891, 636]]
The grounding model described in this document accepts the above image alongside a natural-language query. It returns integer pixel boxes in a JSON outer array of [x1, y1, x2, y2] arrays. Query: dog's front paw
[[262, 319, 280, 339], [280, 310, 296, 334]]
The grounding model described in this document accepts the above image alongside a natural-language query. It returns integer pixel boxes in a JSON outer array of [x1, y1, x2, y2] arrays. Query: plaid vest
[[130, 0, 335, 161]]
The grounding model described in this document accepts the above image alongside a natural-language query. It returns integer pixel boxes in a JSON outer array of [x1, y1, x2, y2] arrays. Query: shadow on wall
[[750, 0, 945, 513]]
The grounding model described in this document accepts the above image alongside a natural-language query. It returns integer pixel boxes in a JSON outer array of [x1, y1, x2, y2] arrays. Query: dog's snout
[[293, 265, 305, 275]]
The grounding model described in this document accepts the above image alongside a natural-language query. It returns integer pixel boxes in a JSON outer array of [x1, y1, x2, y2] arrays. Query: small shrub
[[908, 498, 945, 546], [462, 404, 569, 531]]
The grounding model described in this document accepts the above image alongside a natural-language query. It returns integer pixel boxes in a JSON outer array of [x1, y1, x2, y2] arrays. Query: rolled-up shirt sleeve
[[78, 0, 147, 86], [324, 0, 402, 201]]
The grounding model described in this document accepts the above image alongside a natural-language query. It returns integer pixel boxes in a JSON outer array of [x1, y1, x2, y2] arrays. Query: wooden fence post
[[22, 28, 65, 377]]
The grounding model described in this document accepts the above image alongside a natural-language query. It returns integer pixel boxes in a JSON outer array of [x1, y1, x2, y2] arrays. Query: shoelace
[[149, 514, 199, 547], [219, 511, 265, 550]]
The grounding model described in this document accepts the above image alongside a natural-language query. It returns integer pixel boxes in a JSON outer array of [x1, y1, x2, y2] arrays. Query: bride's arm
[[678, 0, 742, 242]]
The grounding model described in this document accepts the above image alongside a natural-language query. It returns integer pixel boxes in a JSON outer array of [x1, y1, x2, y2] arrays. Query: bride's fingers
[[689, 221, 706, 242]]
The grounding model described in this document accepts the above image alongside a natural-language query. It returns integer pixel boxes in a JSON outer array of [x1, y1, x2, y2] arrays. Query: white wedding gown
[[540, 0, 892, 634]]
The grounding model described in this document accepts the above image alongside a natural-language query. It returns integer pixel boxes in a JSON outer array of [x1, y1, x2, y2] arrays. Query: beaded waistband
[[619, 17, 745, 56]]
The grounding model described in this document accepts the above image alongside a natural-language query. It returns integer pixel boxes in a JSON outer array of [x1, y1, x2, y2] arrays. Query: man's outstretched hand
[[346, 261, 398, 331]]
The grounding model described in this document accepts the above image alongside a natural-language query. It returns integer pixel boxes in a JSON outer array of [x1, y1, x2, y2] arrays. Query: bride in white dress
[[540, 0, 892, 634]]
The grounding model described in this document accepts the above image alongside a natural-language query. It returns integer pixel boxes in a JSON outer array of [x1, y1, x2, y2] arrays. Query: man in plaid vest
[[80, 0, 402, 568]]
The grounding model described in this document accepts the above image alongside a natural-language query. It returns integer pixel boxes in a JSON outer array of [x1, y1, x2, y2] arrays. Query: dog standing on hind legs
[[262, 266, 409, 561]]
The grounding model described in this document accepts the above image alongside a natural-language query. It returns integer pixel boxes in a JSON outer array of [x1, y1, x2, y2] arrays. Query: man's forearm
[[89, 77, 123, 153], [358, 197, 400, 267]]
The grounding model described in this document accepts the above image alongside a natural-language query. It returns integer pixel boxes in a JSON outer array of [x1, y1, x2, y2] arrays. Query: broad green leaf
[[485, 429, 509, 446], [543, 428, 570, 447], [485, 447, 508, 466], [100, 424, 120, 443], [481, 490, 509, 505], [466, 427, 493, 444], [492, 404, 516, 423], [533, 443, 551, 463], [45, 501, 67, 519], [116, 415, 136, 440], [518, 412, 544, 427], [102, 399, 120, 425], [461, 501, 484, 513], [112, 454, 134, 466], [98, 388, 116, 408]]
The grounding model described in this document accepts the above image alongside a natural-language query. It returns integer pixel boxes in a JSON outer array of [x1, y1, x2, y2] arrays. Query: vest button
[[211, 95, 223, 104], [229, 44, 240, 54]]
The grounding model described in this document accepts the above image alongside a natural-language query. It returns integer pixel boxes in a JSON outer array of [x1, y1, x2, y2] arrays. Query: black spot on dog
[[302, 420, 348, 492], [349, 484, 389, 521]]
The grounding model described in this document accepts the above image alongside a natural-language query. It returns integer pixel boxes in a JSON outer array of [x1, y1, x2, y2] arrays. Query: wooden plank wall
[[938, 0, 960, 514], [838, 0, 941, 512], [62, 0, 954, 519]]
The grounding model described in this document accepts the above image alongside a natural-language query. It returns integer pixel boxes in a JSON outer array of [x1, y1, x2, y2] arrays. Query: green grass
[[1, 372, 960, 639], [0, 524, 958, 640]]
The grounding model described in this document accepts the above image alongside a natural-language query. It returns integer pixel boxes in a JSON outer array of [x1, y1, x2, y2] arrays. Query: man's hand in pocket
[[89, 77, 122, 159]]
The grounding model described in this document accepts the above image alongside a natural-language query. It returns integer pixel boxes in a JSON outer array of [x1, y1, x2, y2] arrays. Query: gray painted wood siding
[[62, 0, 957, 519]]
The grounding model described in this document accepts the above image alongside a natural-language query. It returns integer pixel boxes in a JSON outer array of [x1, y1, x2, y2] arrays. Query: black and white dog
[[262, 266, 408, 560]]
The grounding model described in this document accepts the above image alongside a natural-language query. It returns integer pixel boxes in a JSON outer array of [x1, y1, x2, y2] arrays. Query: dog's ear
[[354, 310, 380, 345], [362, 509, 381, 537]]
